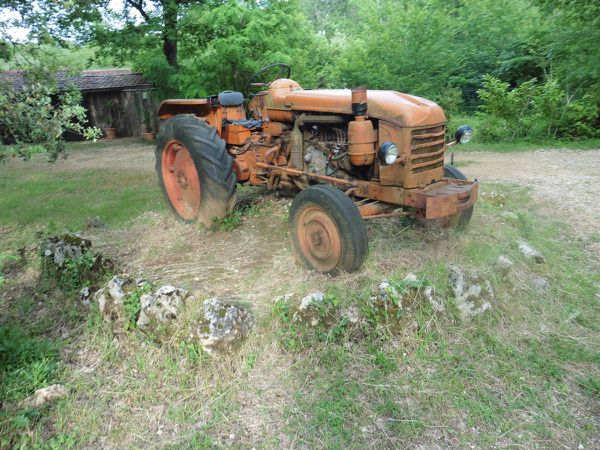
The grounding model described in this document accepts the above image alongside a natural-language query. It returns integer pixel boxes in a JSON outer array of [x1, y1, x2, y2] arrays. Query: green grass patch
[[272, 181, 599, 446], [0, 324, 60, 402], [0, 323, 64, 448], [0, 167, 163, 240], [63, 137, 155, 153]]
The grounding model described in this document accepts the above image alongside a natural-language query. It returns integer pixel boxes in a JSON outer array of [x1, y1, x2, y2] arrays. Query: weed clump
[[0, 325, 60, 403], [39, 233, 113, 293], [211, 200, 265, 231], [271, 292, 352, 351]]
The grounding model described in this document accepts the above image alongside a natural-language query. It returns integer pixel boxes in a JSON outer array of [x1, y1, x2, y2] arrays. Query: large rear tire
[[289, 185, 368, 274], [442, 164, 474, 228], [156, 115, 237, 225]]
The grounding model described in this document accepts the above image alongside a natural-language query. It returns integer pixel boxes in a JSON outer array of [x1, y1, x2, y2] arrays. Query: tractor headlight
[[455, 125, 473, 144], [379, 142, 399, 165]]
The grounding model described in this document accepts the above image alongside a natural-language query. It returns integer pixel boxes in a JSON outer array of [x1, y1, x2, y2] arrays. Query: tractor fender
[[157, 99, 213, 120]]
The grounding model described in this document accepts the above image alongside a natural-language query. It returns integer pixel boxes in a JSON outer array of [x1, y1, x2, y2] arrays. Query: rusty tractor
[[155, 63, 477, 274]]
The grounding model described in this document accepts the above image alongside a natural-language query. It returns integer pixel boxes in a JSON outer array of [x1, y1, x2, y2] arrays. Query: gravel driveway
[[458, 149, 600, 238]]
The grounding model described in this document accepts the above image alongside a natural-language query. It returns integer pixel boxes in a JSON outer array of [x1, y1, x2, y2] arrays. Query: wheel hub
[[297, 206, 342, 272], [311, 232, 323, 247], [161, 140, 201, 221], [176, 171, 188, 189]]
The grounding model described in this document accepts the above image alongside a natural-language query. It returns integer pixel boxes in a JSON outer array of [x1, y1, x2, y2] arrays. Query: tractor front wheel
[[289, 185, 368, 274], [155, 115, 237, 225]]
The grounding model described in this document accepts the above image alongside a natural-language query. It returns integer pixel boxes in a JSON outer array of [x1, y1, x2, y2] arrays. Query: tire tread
[[155, 114, 237, 224]]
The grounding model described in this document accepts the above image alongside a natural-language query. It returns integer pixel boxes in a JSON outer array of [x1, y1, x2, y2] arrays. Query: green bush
[[0, 72, 101, 162], [477, 75, 599, 141]]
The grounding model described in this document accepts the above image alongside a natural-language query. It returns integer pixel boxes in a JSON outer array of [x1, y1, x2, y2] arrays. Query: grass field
[[0, 140, 598, 448], [0, 139, 163, 248]]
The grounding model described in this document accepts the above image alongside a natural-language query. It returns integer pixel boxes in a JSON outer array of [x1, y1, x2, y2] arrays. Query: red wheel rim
[[297, 206, 342, 272], [161, 140, 201, 221]]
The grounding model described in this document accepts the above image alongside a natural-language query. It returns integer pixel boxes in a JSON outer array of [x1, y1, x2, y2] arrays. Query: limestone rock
[[40, 233, 113, 285], [189, 298, 254, 354], [137, 286, 189, 334], [371, 281, 402, 309], [22, 384, 67, 408], [299, 291, 325, 310], [404, 273, 418, 283], [42, 233, 91, 268], [496, 256, 514, 274], [532, 276, 550, 293], [293, 292, 326, 326], [366, 280, 405, 321], [424, 286, 445, 312], [79, 286, 92, 306], [342, 305, 361, 324], [448, 265, 493, 319], [518, 241, 545, 263], [93, 275, 137, 327]]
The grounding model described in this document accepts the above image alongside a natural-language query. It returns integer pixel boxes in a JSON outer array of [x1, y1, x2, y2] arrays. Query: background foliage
[[1, 0, 599, 142]]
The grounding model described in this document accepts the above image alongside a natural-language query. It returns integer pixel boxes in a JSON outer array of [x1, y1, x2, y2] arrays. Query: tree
[[1, 0, 598, 141], [118, 0, 187, 68], [1, 0, 196, 69], [172, 0, 335, 95]]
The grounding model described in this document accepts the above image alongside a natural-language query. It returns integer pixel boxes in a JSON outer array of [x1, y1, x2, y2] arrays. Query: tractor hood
[[265, 80, 446, 128]]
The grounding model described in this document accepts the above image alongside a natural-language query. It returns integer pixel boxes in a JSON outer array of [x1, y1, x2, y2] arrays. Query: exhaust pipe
[[351, 86, 368, 116]]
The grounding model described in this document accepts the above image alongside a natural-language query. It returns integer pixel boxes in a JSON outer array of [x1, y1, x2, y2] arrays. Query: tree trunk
[[162, 0, 178, 68]]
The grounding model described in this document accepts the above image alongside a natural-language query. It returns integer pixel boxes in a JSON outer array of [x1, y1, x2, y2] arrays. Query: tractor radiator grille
[[410, 125, 445, 174]]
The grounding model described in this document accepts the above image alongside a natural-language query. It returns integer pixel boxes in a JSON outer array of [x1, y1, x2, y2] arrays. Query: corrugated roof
[[0, 68, 152, 92]]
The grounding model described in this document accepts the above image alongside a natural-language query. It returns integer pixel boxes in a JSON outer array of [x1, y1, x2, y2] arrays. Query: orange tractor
[[155, 64, 477, 274]]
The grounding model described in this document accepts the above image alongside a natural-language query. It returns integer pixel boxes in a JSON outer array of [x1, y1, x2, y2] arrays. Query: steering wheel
[[246, 63, 291, 95]]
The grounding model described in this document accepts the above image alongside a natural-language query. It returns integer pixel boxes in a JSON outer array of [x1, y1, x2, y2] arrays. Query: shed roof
[[0, 68, 152, 93]]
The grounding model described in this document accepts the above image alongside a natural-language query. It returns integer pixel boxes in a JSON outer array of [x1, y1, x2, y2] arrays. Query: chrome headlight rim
[[455, 125, 473, 144], [378, 141, 399, 165]]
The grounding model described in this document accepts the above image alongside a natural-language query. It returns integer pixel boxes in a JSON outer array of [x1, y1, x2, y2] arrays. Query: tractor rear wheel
[[442, 164, 474, 228], [155, 115, 237, 225], [289, 185, 368, 274]]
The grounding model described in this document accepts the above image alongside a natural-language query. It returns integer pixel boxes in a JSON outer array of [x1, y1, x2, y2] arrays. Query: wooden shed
[[1, 68, 157, 139]]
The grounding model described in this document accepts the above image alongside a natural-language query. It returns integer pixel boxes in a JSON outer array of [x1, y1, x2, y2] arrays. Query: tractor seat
[[223, 119, 263, 129], [218, 90, 244, 106]]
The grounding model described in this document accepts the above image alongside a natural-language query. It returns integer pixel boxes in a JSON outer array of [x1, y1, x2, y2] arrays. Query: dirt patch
[[456, 149, 600, 238], [42, 140, 598, 238]]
